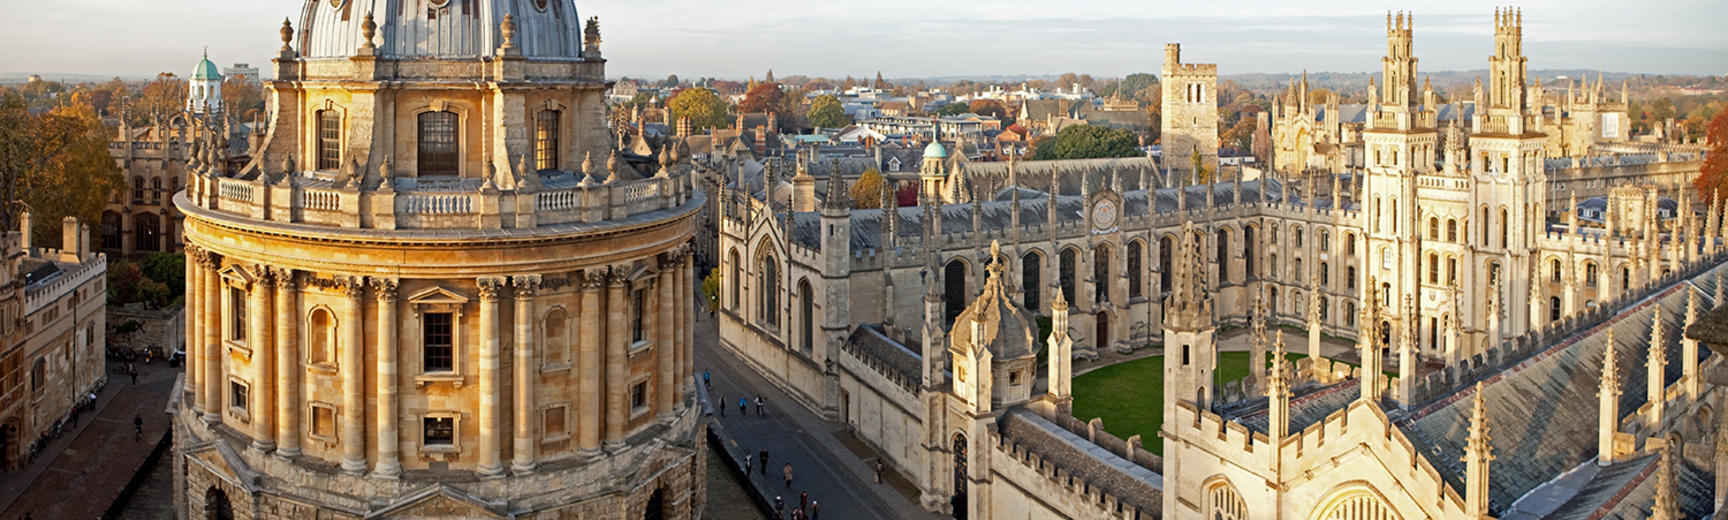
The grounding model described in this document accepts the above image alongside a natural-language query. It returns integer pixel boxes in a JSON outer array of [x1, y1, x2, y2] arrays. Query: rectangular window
[[535, 110, 559, 171], [631, 288, 647, 344], [424, 416, 455, 446], [423, 312, 454, 372], [311, 405, 336, 439], [230, 287, 247, 343], [417, 111, 460, 176], [630, 381, 648, 411], [318, 110, 342, 170], [543, 406, 567, 439], [230, 381, 249, 413]]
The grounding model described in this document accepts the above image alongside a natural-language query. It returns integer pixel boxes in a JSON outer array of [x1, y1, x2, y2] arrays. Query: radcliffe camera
[[0, 1, 1725, 519]]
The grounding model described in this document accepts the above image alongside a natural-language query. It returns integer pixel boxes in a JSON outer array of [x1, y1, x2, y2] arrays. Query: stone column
[[511, 275, 541, 474], [372, 278, 401, 479], [656, 262, 676, 423], [201, 254, 222, 422], [250, 268, 276, 452], [274, 268, 301, 458], [477, 277, 506, 477], [605, 267, 629, 451], [577, 271, 605, 457], [185, 247, 202, 409], [679, 250, 694, 407], [339, 277, 367, 475]]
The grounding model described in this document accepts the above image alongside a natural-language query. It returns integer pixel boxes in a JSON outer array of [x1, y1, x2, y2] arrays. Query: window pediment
[[218, 264, 256, 287], [407, 286, 469, 312]]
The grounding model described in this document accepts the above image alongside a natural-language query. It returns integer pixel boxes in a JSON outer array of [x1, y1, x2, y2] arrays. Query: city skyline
[[2, 0, 1724, 81]]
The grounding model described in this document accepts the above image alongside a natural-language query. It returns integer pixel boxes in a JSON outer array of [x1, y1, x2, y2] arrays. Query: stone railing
[[189, 170, 695, 232]]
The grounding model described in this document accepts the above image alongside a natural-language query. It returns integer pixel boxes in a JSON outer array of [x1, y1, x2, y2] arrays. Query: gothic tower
[[1161, 44, 1219, 179], [1161, 223, 1216, 420], [1469, 7, 1546, 339]]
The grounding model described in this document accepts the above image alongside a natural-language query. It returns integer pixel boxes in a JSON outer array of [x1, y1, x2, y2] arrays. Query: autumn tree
[[739, 82, 802, 131], [667, 87, 730, 131], [0, 92, 123, 247], [807, 94, 850, 129], [968, 99, 1012, 126], [850, 168, 886, 209], [223, 78, 266, 121], [130, 73, 187, 126], [1693, 109, 1728, 197]]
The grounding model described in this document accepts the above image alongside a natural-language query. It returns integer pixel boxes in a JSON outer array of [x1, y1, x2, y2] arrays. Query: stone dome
[[191, 51, 221, 81], [950, 243, 1040, 361], [299, 0, 584, 60], [923, 140, 948, 159]]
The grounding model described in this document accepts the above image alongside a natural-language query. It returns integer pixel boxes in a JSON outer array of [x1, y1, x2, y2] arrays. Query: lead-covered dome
[[299, 0, 583, 60]]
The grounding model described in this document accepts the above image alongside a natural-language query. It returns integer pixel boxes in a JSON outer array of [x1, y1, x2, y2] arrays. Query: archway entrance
[[643, 489, 665, 520], [205, 487, 233, 520], [1096, 312, 1111, 351]]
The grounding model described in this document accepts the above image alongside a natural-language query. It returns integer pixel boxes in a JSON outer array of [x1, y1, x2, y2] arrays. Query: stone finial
[[579, 151, 598, 187], [280, 18, 294, 52], [499, 14, 517, 53], [518, 154, 540, 191], [360, 12, 378, 51], [583, 17, 602, 58], [377, 156, 395, 191], [1652, 442, 1678, 520], [605, 150, 620, 184]]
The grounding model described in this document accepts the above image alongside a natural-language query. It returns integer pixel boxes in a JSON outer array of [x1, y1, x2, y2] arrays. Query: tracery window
[[1205, 480, 1247, 520], [1315, 490, 1397, 520], [1022, 252, 1042, 310]]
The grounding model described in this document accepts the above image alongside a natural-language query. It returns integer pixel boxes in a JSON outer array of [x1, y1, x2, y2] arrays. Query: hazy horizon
[[2, 0, 1723, 81]]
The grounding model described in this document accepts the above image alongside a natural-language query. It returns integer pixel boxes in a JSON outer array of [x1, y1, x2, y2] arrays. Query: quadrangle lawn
[[1068, 351, 1308, 455]]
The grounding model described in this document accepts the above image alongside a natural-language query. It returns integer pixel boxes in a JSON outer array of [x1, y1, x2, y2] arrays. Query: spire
[[1267, 329, 1291, 441], [1597, 328, 1621, 466], [1165, 223, 1213, 331], [1652, 442, 1679, 520], [1249, 287, 1268, 392], [824, 158, 849, 211], [1462, 382, 1494, 518], [1647, 302, 1666, 428]]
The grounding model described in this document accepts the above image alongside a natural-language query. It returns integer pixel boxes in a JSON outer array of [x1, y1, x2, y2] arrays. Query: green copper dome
[[192, 51, 221, 81], [923, 140, 948, 159]]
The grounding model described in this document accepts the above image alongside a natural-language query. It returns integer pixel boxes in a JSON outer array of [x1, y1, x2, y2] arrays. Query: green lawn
[[1069, 351, 1308, 455]]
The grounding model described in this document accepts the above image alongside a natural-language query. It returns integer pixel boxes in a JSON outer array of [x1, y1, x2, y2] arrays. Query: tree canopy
[[934, 102, 970, 117], [807, 94, 850, 129], [969, 99, 1013, 126], [667, 87, 730, 131], [1693, 109, 1728, 198], [850, 168, 886, 209], [1028, 124, 1140, 161], [0, 92, 123, 247]]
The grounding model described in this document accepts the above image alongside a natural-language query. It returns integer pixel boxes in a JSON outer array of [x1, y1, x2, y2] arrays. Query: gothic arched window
[[1022, 252, 1042, 310]]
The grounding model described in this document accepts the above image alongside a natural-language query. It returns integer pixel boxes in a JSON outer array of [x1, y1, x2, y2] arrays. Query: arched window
[[1268, 287, 1280, 314], [1205, 480, 1247, 520], [1059, 249, 1077, 305], [1347, 266, 1357, 290], [135, 213, 160, 252], [1551, 259, 1562, 282], [1319, 261, 1330, 286], [100, 212, 121, 250], [1499, 207, 1509, 248], [1093, 245, 1111, 304], [1293, 227, 1304, 248], [945, 260, 967, 326], [1319, 229, 1330, 251], [1344, 301, 1356, 326], [1620, 267, 1630, 291], [1215, 229, 1230, 284], [1021, 252, 1042, 310], [1447, 256, 1458, 286], [760, 259, 779, 327], [1585, 262, 1598, 287], [150, 178, 162, 203], [308, 308, 336, 365], [1428, 253, 1439, 284], [417, 111, 459, 175], [1244, 226, 1257, 280], [1127, 243, 1143, 299], [1373, 197, 1382, 232], [952, 434, 970, 519], [799, 280, 814, 353], [1345, 232, 1356, 256], [132, 176, 145, 204], [318, 109, 342, 170], [1158, 237, 1173, 291], [1429, 217, 1439, 239], [1447, 219, 1458, 242], [535, 110, 560, 171], [727, 249, 741, 310], [1550, 297, 1561, 322], [544, 308, 568, 366], [1481, 206, 1490, 246]]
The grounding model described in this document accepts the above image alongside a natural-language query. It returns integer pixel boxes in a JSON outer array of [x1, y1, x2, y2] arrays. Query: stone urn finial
[[500, 14, 517, 52], [280, 18, 294, 52], [360, 13, 378, 51]]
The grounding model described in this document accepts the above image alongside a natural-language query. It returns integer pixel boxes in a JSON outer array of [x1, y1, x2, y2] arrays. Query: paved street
[[0, 358, 176, 520], [694, 307, 945, 520]]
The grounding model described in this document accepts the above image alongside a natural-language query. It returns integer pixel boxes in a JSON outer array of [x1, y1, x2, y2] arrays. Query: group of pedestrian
[[771, 489, 820, 520]]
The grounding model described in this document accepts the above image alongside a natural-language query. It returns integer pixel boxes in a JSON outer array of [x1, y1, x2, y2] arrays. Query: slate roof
[[1393, 271, 1718, 516], [1235, 379, 1360, 435], [845, 324, 923, 388], [995, 408, 1163, 516]]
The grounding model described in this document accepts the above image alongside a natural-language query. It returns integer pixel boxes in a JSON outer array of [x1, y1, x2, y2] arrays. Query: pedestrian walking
[[703, 370, 711, 389], [130, 368, 137, 386], [811, 500, 820, 519], [783, 462, 793, 489], [799, 490, 808, 512], [755, 396, 765, 417], [719, 393, 726, 417], [739, 397, 748, 417], [875, 460, 884, 483], [760, 448, 770, 475], [744, 453, 752, 474], [774, 496, 784, 518], [133, 414, 143, 441]]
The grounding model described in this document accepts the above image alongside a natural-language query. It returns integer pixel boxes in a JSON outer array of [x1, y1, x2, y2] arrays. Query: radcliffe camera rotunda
[[171, 0, 705, 518]]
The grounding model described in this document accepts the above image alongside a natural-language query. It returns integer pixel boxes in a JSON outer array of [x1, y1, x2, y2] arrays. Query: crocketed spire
[[1164, 222, 1213, 331]]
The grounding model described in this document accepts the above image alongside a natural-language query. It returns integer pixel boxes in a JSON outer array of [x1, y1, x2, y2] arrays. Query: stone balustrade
[[187, 169, 692, 231]]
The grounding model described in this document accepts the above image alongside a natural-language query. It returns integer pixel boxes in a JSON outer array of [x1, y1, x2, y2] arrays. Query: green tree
[[934, 102, 970, 117], [1028, 125, 1139, 161], [667, 87, 729, 132], [1693, 109, 1728, 197], [701, 268, 721, 312], [807, 94, 850, 129], [850, 168, 886, 209], [0, 92, 123, 246]]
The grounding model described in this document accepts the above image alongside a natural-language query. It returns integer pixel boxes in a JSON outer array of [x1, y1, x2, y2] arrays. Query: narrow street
[[694, 307, 945, 520]]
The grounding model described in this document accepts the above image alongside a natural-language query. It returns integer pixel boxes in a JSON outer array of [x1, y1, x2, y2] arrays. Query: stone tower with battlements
[[1161, 44, 1219, 179]]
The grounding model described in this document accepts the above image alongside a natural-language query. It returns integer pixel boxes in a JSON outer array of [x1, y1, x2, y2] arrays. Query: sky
[[1, 0, 1724, 81]]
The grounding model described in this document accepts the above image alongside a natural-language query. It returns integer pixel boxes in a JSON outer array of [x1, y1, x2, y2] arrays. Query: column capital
[[340, 276, 367, 300], [270, 267, 298, 290], [255, 265, 278, 287], [372, 277, 400, 303], [607, 265, 631, 287], [581, 270, 607, 291], [512, 274, 542, 299], [478, 277, 507, 302]]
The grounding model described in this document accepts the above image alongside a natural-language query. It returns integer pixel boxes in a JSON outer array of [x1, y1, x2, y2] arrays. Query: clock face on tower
[[1093, 199, 1119, 231]]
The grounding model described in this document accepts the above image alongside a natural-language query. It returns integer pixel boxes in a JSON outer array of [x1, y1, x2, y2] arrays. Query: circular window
[[534, 0, 550, 11]]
